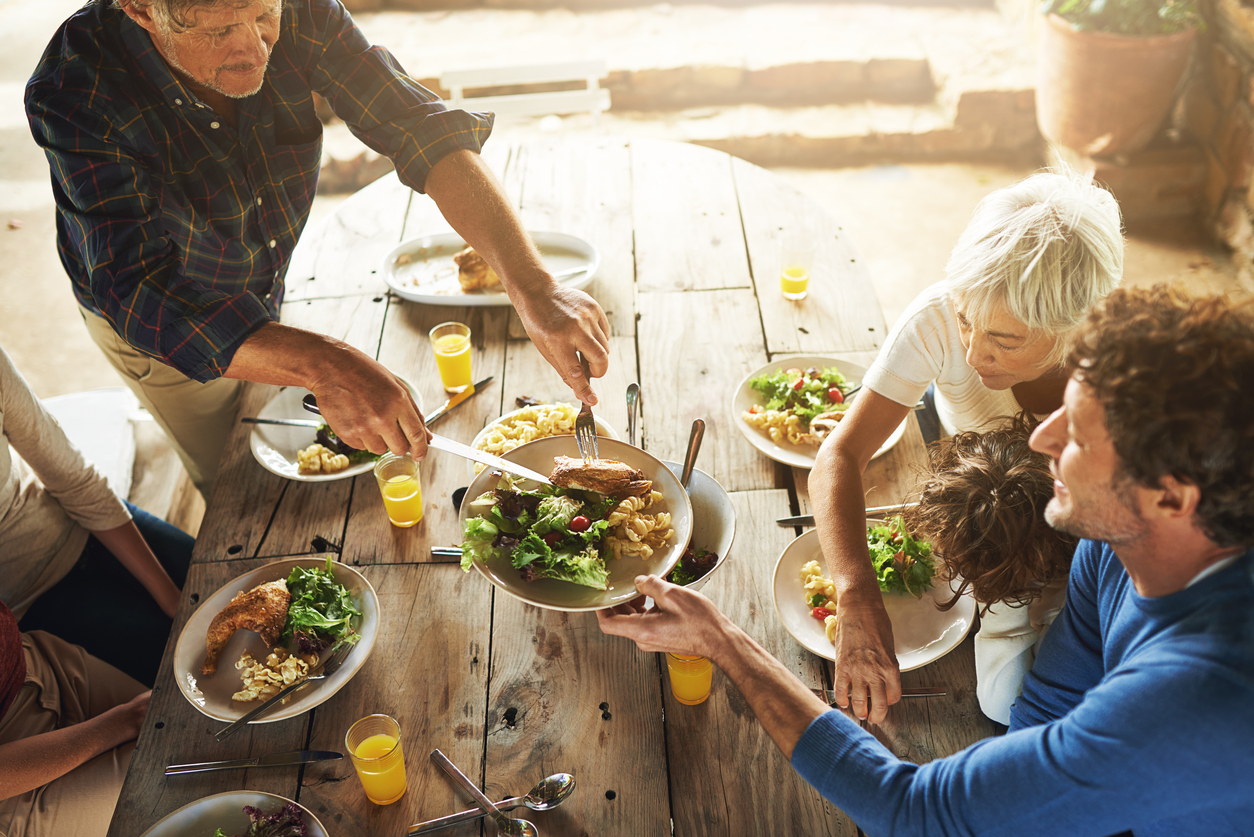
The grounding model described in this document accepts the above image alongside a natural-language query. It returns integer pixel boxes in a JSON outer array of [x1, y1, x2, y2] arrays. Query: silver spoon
[[680, 418, 705, 488], [626, 383, 640, 446], [408, 773, 576, 835], [431, 749, 539, 837]]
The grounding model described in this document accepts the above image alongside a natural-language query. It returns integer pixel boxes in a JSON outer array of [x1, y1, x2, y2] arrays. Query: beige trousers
[[80, 308, 244, 500], [0, 632, 146, 837]]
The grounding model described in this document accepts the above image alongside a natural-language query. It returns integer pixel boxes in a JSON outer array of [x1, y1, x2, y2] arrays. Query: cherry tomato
[[748, 404, 761, 414], [792, 378, 805, 392], [811, 606, 834, 621], [570, 515, 591, 533], [543, 532, 562, 547], [827, 387, 844, 403]]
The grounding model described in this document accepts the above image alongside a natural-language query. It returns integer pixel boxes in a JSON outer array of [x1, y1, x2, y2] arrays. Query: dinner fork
[[574, 353, 598, 463], [215, 639, 356, 741]]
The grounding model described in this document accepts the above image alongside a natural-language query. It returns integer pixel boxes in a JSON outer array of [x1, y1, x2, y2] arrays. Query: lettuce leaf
[[281, 557, 361, 647]]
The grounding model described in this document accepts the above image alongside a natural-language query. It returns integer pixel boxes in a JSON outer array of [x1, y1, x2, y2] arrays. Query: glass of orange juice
[[429, 321, 473, 393], [346, 714, 407, 805], [779, 228, 816, 301], [665, 653, 714, 705], [373, 453, 423, 528]]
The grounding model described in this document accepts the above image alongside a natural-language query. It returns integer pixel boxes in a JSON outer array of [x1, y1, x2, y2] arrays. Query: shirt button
[[174, 98, 183, 105], [268, 239, 277, 248], [256, 196, 263, 206], [210, 121, 221, 129]]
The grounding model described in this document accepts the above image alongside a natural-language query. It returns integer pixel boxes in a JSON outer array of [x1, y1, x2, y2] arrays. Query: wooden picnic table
[[108, 137, 995, 837]]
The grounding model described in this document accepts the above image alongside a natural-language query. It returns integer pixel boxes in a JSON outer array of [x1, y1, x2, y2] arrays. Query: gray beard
[[156, 29, 269, 100]]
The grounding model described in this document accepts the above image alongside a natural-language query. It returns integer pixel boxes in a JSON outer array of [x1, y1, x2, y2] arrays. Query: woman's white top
[[862, 283, 1021, 437], [974, 582, 1067, 725]]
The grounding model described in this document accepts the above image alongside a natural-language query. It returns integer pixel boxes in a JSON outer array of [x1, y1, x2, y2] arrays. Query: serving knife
[[427, 434, 553, 485], [425, 376, 494, 426], [813, 687, 946, 704], [241, 416, 322, 427], [777, 502, 920, 528], [166, 750, 342, 775]]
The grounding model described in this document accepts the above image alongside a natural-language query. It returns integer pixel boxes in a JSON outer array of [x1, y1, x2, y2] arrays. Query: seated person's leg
[[17, 509, 193, 687]]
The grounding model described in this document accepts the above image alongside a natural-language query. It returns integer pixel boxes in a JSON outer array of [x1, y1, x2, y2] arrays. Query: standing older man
[[600, 286, 1254, 835], [25, 0, 610, 497]]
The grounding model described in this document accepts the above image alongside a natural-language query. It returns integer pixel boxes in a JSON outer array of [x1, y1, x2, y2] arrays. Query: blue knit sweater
[[791, 540, 1254, 836]]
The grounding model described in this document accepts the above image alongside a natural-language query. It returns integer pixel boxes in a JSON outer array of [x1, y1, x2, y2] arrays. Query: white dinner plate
[[140, 791, 329, 837], [382, 231, 599, 306], [731, 355, 907, 469], [248, 381, 422, 481], [467, 402, 620, 478], [458, 436, 693, 612], [172, 557, 379, 723], [772, 528, 975, 672]]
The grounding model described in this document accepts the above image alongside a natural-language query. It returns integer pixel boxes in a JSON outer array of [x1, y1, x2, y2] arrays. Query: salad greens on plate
[[212, 802, 308, 837], [461, 476, 622, 590], [867, 515, 935, 597], [747, 365, 853, 427], [281, 557, 362, 655]]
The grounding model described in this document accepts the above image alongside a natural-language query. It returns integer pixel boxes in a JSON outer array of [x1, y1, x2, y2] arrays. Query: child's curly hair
[[902, 413, 1076, 611]]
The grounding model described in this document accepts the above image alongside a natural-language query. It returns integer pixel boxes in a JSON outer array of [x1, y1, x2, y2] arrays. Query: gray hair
[[944, 169, 1124, 367], [114, 0, 274, 33]]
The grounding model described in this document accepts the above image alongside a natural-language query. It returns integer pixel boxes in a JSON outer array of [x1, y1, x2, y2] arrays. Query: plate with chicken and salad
[[172, 556, 379, 723], [732, 356, 908, 470], [772, 522, 974, 672], [381, 232, 599, 307], [457, 436, 693, 611], [140, 792, 328, 837], [248, 382, 422, 481]]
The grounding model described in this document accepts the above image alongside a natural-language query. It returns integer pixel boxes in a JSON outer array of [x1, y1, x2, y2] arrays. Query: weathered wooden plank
[[195, 382, 285, 562], [794, 413, 928, 516], [732, 156, 885, 357], [632, 139, 751, 294], [501, 334, 635, 441], [299, 563, 491, 831], [511, 136, 636, 341], [484, 604, 669, 837], [666, 489, 857, 837], [340, 298, 510, 563], [287, 173, 411, 301], [637, 289, 776, 492], [107, 559, 311, 836]]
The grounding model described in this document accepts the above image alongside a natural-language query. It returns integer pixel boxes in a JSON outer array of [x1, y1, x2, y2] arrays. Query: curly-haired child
[[902, 412, 1076, 724]]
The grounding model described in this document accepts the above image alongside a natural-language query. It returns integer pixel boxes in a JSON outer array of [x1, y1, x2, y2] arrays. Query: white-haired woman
[[809, 170, 1124, 724]]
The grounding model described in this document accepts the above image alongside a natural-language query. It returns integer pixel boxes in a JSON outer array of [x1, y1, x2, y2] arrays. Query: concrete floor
[[0, 0, 1242, 533]]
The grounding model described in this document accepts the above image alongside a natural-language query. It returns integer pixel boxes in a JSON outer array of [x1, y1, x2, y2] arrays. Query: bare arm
[[0, 690, 149, 801], [224, 321, 428, 459], [597, 576, 829, 759], [91, 522, 180, 619], [423, 149, 611, 405], [809, 390, 912, 721]]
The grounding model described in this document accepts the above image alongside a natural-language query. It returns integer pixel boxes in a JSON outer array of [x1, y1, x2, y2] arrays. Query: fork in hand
[[574, 353, 599, 464], [215, 638, 356, 741]]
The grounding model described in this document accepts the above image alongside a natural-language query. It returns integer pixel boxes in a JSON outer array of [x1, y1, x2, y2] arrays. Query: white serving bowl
[[662, 462, 736, 592]]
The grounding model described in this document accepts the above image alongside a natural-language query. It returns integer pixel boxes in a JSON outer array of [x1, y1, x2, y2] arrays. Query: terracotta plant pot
[[1036, 13, 1197, 156]]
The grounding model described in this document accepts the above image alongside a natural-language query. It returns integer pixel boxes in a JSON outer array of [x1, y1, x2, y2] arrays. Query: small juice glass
[[666, 653, 714, 705], [373, 452, 423, 528], [346, 714, 407, 805], [779, 228, 816, 301], [429, 321, 473, 393]]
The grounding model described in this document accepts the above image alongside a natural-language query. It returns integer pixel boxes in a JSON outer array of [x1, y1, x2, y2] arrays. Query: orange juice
[[432, 331, 472, 393], [381, 474, 423, 527], [352, 733, 407, 804], [666, 653, 714, 705], [780, 265, 809, 300]]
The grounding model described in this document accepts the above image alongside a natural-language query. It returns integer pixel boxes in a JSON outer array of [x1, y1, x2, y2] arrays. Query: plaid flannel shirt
[[26, 0, 492, 382]]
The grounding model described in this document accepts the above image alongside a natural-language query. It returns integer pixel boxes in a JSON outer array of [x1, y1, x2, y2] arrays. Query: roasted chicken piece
[[803, 410, 847, 447], [453, 246, 502, 291], [201, 579, 291, 676], [550, 456, 653, 498]]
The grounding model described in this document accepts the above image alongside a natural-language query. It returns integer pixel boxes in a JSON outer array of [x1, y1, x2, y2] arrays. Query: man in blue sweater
[[599, 286, 1254, 836]]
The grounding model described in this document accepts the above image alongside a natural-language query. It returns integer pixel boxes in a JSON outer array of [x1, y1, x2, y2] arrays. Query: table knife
[[424, 376, 494, 426], [777, 502, 919, 527], [166, 750, 342, 775], [241, 416, 322, 427], [428, 434, 553, 485], [813, 687, 946, 705]]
